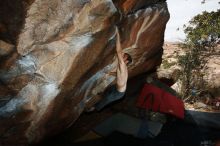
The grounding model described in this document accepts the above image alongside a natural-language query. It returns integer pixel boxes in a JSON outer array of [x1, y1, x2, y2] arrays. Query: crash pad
[[136, 84, 184, 119]]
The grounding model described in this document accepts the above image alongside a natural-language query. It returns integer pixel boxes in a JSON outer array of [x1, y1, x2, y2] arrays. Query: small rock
[[194, 102, 207, 109]]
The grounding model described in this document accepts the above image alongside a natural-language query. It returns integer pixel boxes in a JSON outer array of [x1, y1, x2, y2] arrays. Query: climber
[[95, 27, 132, 111], [86, 27, 132, 111]]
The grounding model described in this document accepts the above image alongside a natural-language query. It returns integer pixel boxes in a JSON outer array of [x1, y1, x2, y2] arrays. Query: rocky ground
[[157, 42, 220, 112]]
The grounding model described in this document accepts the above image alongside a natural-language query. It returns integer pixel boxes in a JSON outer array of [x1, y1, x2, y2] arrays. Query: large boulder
[[0, 0, 169, 145]]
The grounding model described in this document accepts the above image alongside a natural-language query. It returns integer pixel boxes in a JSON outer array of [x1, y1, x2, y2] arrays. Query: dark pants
[[95, 86, 125, 111]]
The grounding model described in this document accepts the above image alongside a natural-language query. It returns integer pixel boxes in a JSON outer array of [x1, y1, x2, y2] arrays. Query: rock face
[[204, 53, 220, 96], [157, 43, 183, 81], [0, 0, 169, 145]]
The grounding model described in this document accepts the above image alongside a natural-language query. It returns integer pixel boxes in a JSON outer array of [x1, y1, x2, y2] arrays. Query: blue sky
[[165, 0, 220, 42]]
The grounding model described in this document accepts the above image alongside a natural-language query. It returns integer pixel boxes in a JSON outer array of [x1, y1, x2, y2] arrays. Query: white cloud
[[165, 0, 219, 42]]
